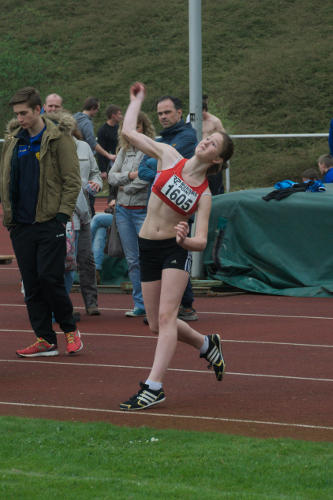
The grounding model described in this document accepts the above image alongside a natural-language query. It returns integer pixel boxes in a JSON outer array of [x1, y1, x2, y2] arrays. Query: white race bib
[[160, 174, 198, 212]]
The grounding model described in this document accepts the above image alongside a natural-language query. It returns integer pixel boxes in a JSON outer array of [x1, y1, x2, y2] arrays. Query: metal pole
[[225, 161, 230, 192], [189, 0, 204, 278], [188, 0, 202, 142]]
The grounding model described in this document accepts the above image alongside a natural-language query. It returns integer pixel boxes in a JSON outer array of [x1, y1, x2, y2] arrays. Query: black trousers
[[10, 219, 76, 345]]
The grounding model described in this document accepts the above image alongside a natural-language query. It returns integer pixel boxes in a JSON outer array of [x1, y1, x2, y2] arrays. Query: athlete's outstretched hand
[[130, 82, 145, 102], [175, 221, 189, 246]]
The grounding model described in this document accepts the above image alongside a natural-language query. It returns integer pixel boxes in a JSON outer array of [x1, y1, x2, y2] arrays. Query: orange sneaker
[[16, 337, 59, 358], [64, 329, 83, 354]]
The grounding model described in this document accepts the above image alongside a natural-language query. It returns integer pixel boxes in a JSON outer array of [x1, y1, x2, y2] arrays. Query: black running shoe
[[120, 382, 166, 411], [200, 333, 225, 381]]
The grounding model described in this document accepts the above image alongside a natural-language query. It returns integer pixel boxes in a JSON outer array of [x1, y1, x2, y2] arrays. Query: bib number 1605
[[161, 179, 197, 212]]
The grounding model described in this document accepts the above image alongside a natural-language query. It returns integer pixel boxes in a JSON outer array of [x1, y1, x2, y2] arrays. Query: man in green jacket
[[0, 86, 83, 357]]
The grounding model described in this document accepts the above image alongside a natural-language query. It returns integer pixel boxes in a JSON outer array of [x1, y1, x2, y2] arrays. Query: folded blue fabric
[[274, 179, 326, 192], [274, 180, 296, 189], [306, 180, 326, 192]]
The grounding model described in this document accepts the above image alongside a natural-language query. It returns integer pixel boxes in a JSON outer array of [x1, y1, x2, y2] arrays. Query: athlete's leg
[[147, 268, 188, 383], [141, 280, 161, 332], [176, 318, 205, 348]]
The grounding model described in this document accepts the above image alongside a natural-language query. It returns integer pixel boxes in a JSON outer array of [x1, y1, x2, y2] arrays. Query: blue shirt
[[15, 126, 45, 223], [323, 168, 333, 183], [138, 119, 197, 185]]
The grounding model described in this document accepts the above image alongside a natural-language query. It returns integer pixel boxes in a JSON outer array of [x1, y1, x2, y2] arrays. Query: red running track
[[0, 202, 332, 442]]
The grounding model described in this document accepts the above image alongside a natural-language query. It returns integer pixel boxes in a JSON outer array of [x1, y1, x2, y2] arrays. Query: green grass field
[[1, 416, 332, 499], [0, 0, 332, 189]]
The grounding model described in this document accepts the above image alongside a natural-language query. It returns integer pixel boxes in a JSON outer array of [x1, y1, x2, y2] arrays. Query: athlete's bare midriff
[[139, 191, 191, 240]]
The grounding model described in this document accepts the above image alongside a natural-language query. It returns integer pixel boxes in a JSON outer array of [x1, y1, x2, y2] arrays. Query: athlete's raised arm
[[122, 82, 180, 166]]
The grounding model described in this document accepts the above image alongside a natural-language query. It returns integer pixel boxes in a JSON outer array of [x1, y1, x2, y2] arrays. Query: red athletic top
[[151, 158, 209, 216]]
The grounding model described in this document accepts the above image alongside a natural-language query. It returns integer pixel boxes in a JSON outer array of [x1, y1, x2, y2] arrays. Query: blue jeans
[[116, 205, 146, 310], [64, 270, 75, 294], [90, 213, 113, 271]]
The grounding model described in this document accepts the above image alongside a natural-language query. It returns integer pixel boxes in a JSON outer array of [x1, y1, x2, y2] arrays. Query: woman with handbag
[[108, 111, 155, 317]]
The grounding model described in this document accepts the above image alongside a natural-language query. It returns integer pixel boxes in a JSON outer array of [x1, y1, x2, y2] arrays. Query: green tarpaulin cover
[[204, 185, 333, 297]]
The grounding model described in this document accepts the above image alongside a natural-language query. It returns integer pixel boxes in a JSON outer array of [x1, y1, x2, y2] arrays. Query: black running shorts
[[139, 237, 192, 282]]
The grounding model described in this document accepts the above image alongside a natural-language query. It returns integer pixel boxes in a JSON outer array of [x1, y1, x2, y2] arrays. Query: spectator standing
[[138, 95, 198, 321], [74, 97, 114, 215], [202, 100, 225, 139], [187, 96, 226, 195], [108, 112, 155, 317], [0, 87, 82, 357], [73, 97, 113, 162], [90, 211, 113, 284], [202, 100, 226, 195], [96, 104, 123, 179], [43, 96, 102, 316], [72, 127, 103, 315]]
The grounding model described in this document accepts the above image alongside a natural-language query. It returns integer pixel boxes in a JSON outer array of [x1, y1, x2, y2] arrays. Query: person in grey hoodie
[[74, 97, 114, 162], [74, 97, 113, 216]]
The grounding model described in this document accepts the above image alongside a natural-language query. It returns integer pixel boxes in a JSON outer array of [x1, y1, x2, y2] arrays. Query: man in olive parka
[[0, 86, 83, 357]]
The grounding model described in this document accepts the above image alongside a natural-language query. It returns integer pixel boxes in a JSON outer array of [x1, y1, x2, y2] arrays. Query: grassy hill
[[0, 0, 332, 189]]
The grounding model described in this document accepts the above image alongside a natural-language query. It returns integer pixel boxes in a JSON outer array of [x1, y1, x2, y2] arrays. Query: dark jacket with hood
[[138, 119, 197, 183]]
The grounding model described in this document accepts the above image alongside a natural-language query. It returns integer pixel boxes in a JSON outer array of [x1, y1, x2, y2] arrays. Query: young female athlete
[[120, 82, 234, 410]]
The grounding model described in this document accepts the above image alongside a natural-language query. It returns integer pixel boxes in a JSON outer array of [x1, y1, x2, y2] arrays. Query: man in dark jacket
[[138, 96, 197, 181], [96, 104, 123, 178], [0, 87, 82, 357], [138, 95, 198, 321]]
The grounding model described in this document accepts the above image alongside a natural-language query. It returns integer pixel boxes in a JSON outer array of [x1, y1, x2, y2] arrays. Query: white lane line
[[0, 329, 34, 333], [1, 329, 332, 349], [0, 359, 332, 382], [224, 339, 333, 348], [1, 303, 333, 320], [0, 304, 26, 307], [0, 401, 332, 432], [205, 311, 333, 320]]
